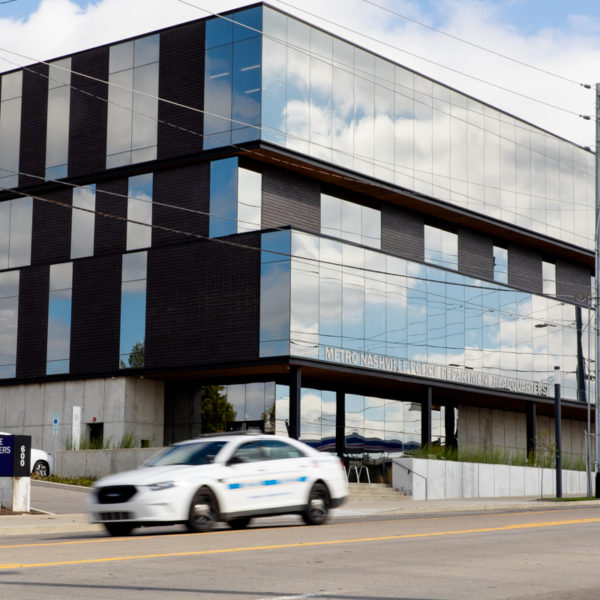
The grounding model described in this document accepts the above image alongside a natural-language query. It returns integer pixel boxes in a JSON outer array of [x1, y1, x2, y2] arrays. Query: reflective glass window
[[0, 270, 18, 378], [45, 58, 71, 180], [257, 7, 594, 251], [424, 225, 457, 270], [0, 197, 32, 269], [204, 7, 262, 149], [542, 261, 556, 296], [259, 230, 290, 357], [71, 185, 96, 259], [46, 262, 72, 375], [107, 34, 159, 168], [321, 193, 380, 249], [493, 245, 508, 284], [120, 252, 146, 368], [127, 173, 153, 250], [258, 231, 587, 403], [210, 158, 261, 237], [0, 70, 22, 189]]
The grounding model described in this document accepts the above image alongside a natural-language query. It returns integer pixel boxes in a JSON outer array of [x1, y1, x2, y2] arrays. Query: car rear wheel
[[104, 522, 134, 536], [32, 460, 49, 477], [228, 516, 252, 530], [186, 486, 218, 533], [302, 482, 330, 525]]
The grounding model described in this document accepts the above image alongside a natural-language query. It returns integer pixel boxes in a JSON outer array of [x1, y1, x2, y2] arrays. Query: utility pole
[[554, 366, 562, 499], [595, 84, 600, 497]]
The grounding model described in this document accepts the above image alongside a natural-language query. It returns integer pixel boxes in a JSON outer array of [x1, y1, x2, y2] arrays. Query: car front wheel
[[104, 522, 134, 536], [32, 460, 50, 477], [302, 482, 330, 525], [186, 486, 218, 533], [228, 516, 252, 530]]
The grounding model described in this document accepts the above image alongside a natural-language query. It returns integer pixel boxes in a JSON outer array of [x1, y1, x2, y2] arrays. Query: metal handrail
[[392, 459, 428, 500]]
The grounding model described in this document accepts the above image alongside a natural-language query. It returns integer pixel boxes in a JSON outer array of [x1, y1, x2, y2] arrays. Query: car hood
[[94, 464, 221, 487]]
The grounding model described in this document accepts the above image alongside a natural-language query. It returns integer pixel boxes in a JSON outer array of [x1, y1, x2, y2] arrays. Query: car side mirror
[[227, 456, 245, 466]]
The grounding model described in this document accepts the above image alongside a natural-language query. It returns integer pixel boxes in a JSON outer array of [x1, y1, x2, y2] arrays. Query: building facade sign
[[323, 346, 549, 398]]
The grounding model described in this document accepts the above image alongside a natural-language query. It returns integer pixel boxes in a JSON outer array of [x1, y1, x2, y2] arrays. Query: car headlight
[[147, 480, 177, 491]]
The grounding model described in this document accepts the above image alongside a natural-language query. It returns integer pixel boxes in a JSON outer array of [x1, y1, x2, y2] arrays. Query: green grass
[[32, 473, 96, 487]]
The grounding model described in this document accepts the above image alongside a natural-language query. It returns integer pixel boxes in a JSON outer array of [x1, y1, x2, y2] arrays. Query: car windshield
[[145, 441, 227, 467]]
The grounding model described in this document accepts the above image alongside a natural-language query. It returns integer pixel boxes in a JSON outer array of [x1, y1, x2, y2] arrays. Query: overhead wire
[[176, 0, 591, 122], [0, 4, 593, 325], [0, 33, 595, 242]]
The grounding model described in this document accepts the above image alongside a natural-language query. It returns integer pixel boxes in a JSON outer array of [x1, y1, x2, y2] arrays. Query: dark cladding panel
[[69, 47, 109, 178], [94, 178, 127, 256], [556, 260, 592, 305], [145, 233, 261, 368], [381, 203, 424, 262], [508, 244, 542, 294], [16, 266, 49, 378], [70, 255, 121, 374], [458, 228, 493, 281], [31, 188, 72, 265], [157, 20, 205, 160], [19, 64, 48, 188], [262, 165, 320, 232], [152, 163, 209, 247]]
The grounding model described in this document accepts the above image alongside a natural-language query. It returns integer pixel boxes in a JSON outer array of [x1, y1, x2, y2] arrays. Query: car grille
[[97, 485, 137, 504], [97, 511, 133, 521]]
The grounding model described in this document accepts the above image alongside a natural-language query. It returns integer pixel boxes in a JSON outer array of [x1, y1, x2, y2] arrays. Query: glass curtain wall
[[107, 34, 159, 168], [204, 6, 262, 149], [256, 7, 594, 250], [0, 197, 33, 269], [209, 157, 261, 237], [0, 270, 19, 379], [119, 252, 147, 368], [0, 70, 22, 190], [46, 262, 73, 375], [45, 58, 71, 180], [71, 185, 96, 259], [260, 230, 592, 403], [127, 173, 153, 250]]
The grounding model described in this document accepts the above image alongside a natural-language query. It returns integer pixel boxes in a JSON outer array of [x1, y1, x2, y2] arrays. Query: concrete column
[[421, 387, 432, 448], [288, 366, 301, 440], [336, 390, 345, 458], [0, 477, 30, 512]]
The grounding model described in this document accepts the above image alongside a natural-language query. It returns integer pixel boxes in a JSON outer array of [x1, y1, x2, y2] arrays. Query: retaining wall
[[392, 457, 589, 500]]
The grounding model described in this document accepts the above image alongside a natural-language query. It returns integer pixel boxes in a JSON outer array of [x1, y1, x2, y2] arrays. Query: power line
[[180, 0, 590, 122], [357, 0, 589, 88]]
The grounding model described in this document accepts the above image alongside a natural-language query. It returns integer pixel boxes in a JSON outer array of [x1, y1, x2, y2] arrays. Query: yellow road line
[[2, 517, 600, 570]]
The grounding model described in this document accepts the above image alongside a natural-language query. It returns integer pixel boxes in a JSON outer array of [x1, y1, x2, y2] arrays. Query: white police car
[[87, 433, 348, 536]]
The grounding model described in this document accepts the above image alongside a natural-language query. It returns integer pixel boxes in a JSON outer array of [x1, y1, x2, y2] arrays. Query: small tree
[[534, 431, 556, 499]]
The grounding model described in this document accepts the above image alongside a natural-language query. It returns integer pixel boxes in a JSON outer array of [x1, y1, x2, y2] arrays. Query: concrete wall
[[0, 377, 164, 457], [393, 457, 589, 500], [457, 405, 592, 463], [56, 448, 160, 479]]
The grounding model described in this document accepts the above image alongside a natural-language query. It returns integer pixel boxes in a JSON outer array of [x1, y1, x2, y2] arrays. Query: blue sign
[[0, 435, 31, 477]]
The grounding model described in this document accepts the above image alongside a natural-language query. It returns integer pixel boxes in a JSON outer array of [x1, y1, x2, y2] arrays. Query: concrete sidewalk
[[2, 483, 600, 537]]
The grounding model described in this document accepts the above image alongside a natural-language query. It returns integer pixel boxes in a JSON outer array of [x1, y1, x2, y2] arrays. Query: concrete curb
[[3, 497, 600, 537]]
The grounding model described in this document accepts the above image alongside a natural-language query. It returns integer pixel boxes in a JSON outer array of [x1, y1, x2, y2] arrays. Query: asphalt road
[[2, 505, 600, 600]]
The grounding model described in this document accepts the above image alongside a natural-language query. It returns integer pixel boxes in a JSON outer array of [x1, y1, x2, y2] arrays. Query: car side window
[[231, 441, 263, 463], [259, 439, 306, 460]]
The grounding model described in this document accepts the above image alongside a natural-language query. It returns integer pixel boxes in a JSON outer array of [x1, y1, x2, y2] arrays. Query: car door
[[253, 439, 311, 510], [219, 440, 270, 514]]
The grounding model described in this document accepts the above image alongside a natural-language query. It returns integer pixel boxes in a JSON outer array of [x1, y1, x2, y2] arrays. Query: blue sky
[[0, 0, 598, 147]]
